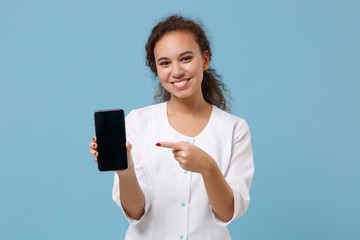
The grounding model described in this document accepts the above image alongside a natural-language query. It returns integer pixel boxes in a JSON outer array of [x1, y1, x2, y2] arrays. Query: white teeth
[[174, 79, 188, 87]]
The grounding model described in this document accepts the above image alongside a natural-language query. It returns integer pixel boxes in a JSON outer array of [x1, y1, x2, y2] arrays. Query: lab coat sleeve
[[112, 110, 153, 225], [210, 119, 254, 226]]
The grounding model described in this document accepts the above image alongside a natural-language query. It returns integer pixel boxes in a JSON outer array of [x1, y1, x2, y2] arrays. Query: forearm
[[202, 162, 234, 222], [118, 169, 145, 220]]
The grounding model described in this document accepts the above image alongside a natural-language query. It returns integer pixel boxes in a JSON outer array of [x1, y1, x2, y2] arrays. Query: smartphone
[[94, 109, 128, 171]]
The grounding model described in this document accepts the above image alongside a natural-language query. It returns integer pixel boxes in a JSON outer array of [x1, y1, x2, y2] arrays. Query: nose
[[172, 62, 185, 79]]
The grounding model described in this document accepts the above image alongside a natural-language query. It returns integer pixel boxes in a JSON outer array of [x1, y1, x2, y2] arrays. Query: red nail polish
[[156, 143, 161, 146], [94, 152, 97, 156], [93, 144, 96, 147], [93, 137, 95, 141]]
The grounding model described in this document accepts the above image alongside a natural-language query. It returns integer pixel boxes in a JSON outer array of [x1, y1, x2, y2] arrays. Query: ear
[[202, 50, 210, 71]]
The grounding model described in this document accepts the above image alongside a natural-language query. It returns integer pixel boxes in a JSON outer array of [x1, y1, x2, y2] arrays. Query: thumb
[[126, 141, 132, 152], [126, 141, 133, 162], [125, 141, 134, 168]]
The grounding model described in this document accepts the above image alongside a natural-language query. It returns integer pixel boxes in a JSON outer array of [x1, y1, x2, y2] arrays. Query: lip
[[171, 78, 191, 89], [171, 78, 190, 83]]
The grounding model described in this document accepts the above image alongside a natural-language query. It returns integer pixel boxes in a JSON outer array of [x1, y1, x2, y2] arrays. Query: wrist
[[116, 165, 135, 179], [201, 157, 217, 177]]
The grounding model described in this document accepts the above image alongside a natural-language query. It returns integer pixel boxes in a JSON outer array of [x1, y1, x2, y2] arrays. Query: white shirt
[[112, 102, 254, 240]]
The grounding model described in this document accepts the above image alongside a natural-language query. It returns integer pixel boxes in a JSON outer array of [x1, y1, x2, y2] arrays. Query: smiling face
[[154, 31, 210, 100]]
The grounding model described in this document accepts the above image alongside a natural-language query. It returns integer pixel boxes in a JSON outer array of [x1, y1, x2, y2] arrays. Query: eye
[[159, 61, 170, 66], [182, 56, 192, 62]]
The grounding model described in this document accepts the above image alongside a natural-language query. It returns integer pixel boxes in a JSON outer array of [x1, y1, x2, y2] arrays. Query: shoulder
[[125, 102, 165, 125], [212, 106, 251, 138], [212, 106, 247, 128], [126, 102, 164, 118]]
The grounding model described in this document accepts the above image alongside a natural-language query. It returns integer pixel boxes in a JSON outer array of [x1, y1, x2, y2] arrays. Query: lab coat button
[[184, 170, 188, 174], [186, 140, 190, 143], [181, 202, 186, 207], [180, 235, 184, 239]]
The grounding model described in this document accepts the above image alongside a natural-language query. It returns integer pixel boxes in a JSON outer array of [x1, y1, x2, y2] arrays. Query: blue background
[[1, 0, 359, 239]]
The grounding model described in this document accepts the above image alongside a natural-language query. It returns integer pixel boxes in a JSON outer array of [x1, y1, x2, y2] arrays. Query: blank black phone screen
[[94, 109, 128, 171]]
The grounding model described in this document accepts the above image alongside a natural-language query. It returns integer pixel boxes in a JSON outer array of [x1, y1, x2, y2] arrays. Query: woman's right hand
[[89, 137, 134, 176]]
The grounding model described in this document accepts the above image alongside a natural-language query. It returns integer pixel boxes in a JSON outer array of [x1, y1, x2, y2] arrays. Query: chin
[[171, 91, 196, 100]]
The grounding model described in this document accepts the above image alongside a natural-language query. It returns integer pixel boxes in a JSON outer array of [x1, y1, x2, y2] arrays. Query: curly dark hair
[[145, 15, 231, 112]]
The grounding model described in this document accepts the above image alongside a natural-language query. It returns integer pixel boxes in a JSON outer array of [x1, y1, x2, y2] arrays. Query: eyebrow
[[156, 51, 194, 62]]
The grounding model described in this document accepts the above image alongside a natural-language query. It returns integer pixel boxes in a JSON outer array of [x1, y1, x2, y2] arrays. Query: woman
[[89, 15, 254, 240]]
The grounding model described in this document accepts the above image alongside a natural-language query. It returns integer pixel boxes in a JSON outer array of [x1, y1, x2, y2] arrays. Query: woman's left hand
[[156, 141, 216, 175]]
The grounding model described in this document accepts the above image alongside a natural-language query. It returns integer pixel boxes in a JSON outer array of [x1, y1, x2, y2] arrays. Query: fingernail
[[156, 143, 161, 146], [94, 152, 97, 156], [93, 137, 95, 141], [93, 144, 96, 147]]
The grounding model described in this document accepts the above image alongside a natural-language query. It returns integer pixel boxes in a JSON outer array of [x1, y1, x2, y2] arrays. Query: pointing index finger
[[156, 142, 181, 150]]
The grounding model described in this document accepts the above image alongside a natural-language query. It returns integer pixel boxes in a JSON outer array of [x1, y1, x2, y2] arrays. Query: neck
[[167, 91, 210, 115]]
